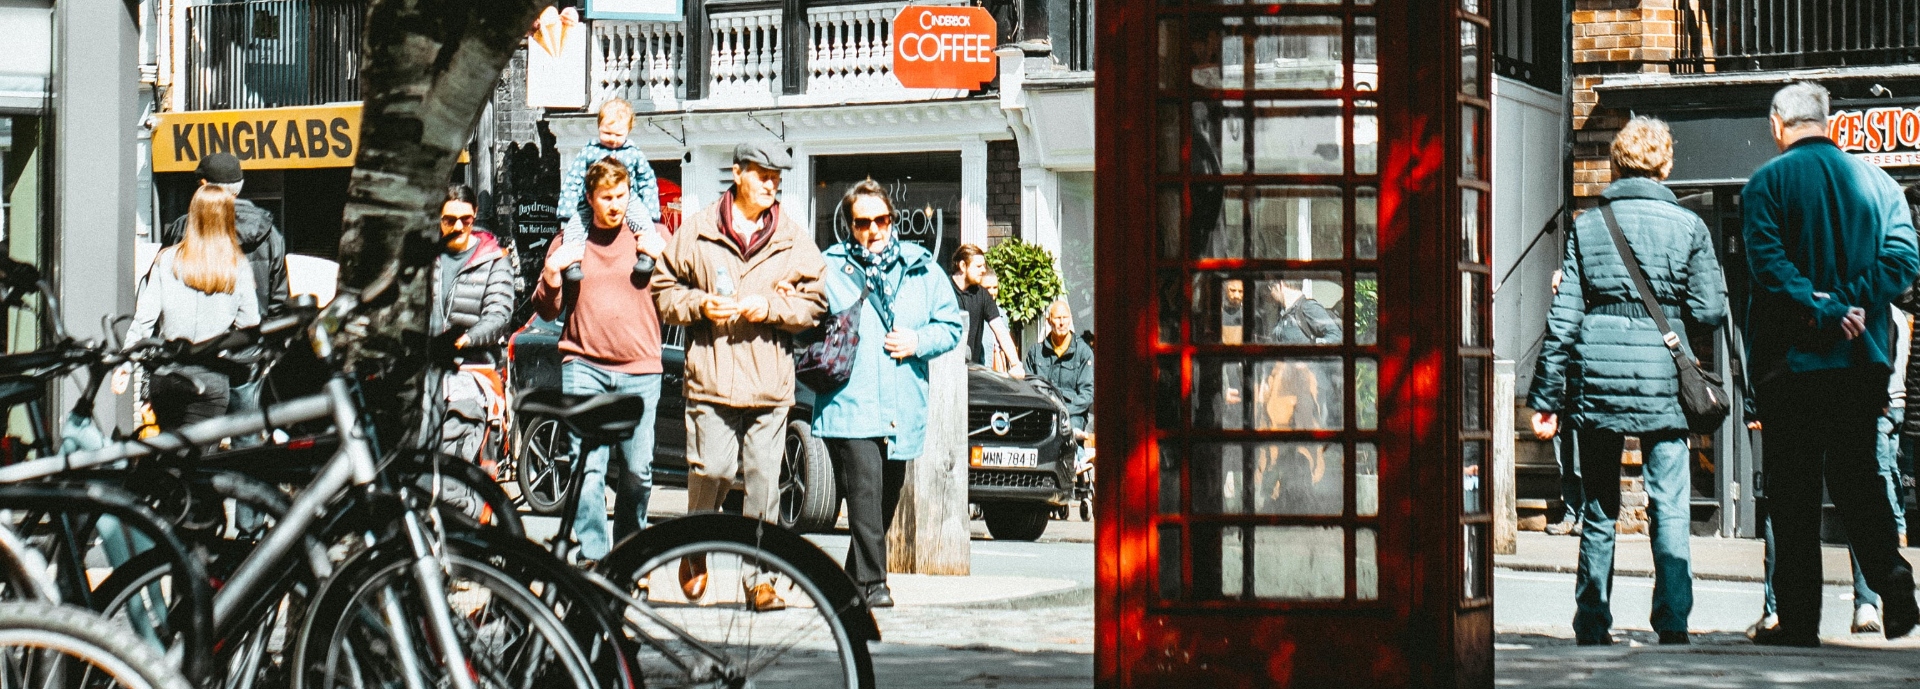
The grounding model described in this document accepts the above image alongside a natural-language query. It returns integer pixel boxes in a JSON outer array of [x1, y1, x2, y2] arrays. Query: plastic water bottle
[[714, 266, 736, 298]]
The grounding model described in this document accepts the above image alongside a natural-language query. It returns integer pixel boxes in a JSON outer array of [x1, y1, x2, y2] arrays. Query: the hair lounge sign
[[151, 104, 361, 173], [1830, 106, 1920, 168]]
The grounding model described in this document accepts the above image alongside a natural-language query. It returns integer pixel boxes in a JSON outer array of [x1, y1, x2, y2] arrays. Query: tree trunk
[[336, 0, 551, 439]]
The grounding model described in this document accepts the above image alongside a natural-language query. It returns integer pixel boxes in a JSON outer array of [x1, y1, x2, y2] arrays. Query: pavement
[[1498, 529, 1920, 585]]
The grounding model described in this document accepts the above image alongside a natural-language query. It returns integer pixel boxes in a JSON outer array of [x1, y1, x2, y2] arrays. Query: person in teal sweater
[[1742, 81, 1920, 647], [811, 180, 964, 608]]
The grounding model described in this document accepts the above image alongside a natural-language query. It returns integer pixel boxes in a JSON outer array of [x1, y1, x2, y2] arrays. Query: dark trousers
[[148, 365, 230, 431], [1760, 369, 1915, 636], [831, 438, 907, 586]]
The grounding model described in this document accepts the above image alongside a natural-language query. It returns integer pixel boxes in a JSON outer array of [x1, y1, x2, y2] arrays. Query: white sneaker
[[1854, 604, 1884, 634], [1746, 613, 1779, 640]]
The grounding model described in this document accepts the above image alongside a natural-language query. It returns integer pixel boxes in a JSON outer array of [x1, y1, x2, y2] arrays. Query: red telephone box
[[1094, 1, 1493, 686]]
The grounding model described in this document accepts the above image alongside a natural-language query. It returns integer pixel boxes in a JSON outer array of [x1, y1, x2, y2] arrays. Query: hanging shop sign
[[891, 5, 997, 90], [152, 103, 360, 173], [527, 6, 589, 109], [1829, 106, 1920, 168]]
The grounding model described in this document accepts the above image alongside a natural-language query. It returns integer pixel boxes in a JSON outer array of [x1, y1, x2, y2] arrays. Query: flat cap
[[733, 143, 793, 171], [195, 153, 244, 184]]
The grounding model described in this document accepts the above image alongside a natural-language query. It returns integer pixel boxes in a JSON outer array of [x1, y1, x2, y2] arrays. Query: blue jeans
[[1766, 404, 1913, 612], [1574, 430, 1693, 642], [562, 360, 659, 561]]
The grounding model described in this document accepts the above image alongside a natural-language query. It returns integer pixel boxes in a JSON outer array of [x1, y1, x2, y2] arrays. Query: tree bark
[[336, 0, 551, 439]]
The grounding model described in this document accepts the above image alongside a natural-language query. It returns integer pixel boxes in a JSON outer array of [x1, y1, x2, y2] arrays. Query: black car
[[506, 317, 840, 533], [966, 366, 1078, 541]]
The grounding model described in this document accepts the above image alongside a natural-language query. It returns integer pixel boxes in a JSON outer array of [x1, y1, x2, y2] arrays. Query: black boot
[[864, 582, 894, 608], [1882, 568, 1918, 640]]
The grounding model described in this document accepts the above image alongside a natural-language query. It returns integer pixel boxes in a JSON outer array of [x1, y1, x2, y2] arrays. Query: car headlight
[[1058, 411, 1072, 437]]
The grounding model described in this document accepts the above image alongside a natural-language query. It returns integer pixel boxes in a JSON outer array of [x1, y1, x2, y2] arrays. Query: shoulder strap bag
[[793, 268, 874, 393], [1599, 202, 1731, 434]]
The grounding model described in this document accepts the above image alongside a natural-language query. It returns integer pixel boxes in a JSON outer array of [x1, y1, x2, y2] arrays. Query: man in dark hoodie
[[160, 153, 289, 446], [161, 153, 290, 319]]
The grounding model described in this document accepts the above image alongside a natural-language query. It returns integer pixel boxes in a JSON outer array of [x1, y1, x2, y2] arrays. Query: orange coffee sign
[[892, 5, 996, 90]]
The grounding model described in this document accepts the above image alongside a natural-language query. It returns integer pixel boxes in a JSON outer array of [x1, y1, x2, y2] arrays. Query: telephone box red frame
[[1094, 1, 1494, 686]]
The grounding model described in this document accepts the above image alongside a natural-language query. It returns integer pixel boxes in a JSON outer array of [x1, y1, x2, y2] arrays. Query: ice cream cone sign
[[531, 7, 581, 57], [527, 6, 589, 108]]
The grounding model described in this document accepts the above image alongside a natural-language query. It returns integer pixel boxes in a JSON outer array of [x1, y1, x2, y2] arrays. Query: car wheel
[[1079, 499, 1092, 522], [778, 420, 840, 534], [982, 504, 1049, 541], [514, 416, 572, 516]]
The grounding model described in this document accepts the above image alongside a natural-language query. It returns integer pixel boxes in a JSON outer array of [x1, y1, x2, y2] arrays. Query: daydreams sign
[[1829, 106, 1920, 168], [891, 5, 996, 90], [153, 104, 360, 173]]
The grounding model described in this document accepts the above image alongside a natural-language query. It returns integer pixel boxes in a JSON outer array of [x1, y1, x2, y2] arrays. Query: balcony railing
[[595, 0, 1021, 112], [1673, 0, 1920, 74], [184, 0, 365, 111]]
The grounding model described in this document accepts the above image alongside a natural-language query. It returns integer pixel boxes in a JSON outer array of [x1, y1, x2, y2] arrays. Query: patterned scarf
[[844, 239, 898, 332]]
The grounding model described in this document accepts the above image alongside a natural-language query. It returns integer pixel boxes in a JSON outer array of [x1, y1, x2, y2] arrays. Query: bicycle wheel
[[291, 527, 633, 689], [600, 514, 876, 689], [0, 601, 192, 689], [514, 417, 571, 516], [92, 541, 305, 688]]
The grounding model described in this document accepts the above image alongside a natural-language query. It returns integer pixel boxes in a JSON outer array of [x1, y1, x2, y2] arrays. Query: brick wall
[[987, 139, 1021, 244], [1571, 0, 1676, 203]]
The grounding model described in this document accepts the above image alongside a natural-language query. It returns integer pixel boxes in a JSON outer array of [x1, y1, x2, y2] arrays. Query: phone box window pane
[[1463, 188, 1483, 263], [1355, 100, 1379, 174], [1462, 272, 1487, 347], [1159, 271, 1183, 345], [1157, 355, 1184, 429], [1160, 443, 1182, 515], [1194, 357, 1344, 431], [1157, 187, 1182, 260], [1355, 271, 1378, 346], [1253, 526, 1345, 600], [1356, 186, 1378, 259], [1252, 442, 1344, 516], [1464, 524, 1488, 599], [1189, 18, 1246, 90], [1355, 17, 1377, 92], [1193, 270, 1344, 346], [1192, 101, 1247, 176], [1221, 526, 1246, 598], [1461, 105, 1484, 180], [1192, 443, 1247, 514], [1463, 440, 1485, 513], [1158, 20, 1181, 89], [1158, 103, 1182, 174], [1460, 21, 1482, 97], [1357, 357, 1378, 430], [1193, 185, 1245, 259], [1251, 16, 1343, 90], [1463, 357, 1485, 431], [1252, 100, 1343, 175], [1358, 527, 1379, 600], [1159, 525, 1183, 599], [1357, 442, 1379, 516], [1251, 186, 1343, 260]]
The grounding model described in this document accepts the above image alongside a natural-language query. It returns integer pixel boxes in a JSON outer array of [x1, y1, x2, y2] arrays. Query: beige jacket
[[651, 197, 827, 408]]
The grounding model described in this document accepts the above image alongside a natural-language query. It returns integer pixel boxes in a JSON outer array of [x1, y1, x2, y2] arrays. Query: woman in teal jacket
[[1528, 117, 1726, 646], [813, 180, 965, 607]]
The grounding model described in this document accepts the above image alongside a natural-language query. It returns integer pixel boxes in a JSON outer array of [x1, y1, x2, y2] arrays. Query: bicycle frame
[[0, 375, 483, 689]]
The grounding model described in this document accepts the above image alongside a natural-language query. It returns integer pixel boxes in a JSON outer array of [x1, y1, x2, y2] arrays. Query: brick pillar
[[1571, 0, 1678, 206]]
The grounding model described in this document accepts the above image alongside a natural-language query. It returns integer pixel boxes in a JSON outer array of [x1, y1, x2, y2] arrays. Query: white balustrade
[[806, 0, 966, 97], [708, 9, 782, 101], [592, 20, 686, 111]]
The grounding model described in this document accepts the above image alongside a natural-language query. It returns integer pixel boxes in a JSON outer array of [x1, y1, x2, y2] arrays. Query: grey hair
[[1048, 298, 1073, 316], [1770, 82, 1830, 128], [206, 180, 243, 196]]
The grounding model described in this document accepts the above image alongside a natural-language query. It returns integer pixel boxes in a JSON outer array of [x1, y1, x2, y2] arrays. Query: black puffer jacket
[[433, 230, 515, 348], [162, 199, 289, 318]]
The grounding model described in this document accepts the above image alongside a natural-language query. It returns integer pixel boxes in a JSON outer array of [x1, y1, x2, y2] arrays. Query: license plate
[[977, 447, 1039, 468]]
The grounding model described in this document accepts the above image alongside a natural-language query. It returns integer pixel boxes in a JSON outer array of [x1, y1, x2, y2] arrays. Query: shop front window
[[811, 152, 961, 262]]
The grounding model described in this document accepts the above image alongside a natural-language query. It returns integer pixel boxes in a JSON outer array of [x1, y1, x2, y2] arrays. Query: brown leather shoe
[[678, 556, 708, 601], [748, 583, 787, 612]]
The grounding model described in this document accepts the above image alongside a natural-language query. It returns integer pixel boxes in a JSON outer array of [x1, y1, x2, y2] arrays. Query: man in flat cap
[[652, 143, 826, 611]]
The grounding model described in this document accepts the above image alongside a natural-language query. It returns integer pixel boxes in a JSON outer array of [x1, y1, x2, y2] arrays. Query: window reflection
[[1194, 357, 1345, 431], [1358, 527, 1379, 600], [1357, 442, 1379, 516], [1194, 271, 1345, 346], [1253, 100, 1343, 174], [1251, 186, 1343, 259], [1355, 17, 1377, 91], [1464, 441, 1485, 513], [1356, 186, 1378, 259], [1253, 526, 1345, 599], [1355, 100, 1379, 174], [1251, 16, 1343, 90], [1192, 442, 1344, 516]]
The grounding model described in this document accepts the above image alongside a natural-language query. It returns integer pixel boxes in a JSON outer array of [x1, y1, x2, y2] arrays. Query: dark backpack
[[793, 278, 873, 392]]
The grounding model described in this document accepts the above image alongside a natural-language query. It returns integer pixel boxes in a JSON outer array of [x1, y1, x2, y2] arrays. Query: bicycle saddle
[[514, 389, 646, 445]]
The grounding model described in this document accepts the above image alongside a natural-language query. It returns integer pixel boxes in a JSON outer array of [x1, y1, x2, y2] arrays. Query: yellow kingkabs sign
[[152, 104, 361, 173]]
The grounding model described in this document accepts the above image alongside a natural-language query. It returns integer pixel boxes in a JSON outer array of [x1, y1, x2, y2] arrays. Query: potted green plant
[[984, 239, 1066, 342]]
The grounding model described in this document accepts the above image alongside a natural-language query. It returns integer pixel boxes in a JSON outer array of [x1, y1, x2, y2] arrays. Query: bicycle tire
[[0, 600, 193, 689], [90, 539, 309, 688], [291, 525, 635, 689], [599, 513, 876, 689], [513, 416, 571, 516]]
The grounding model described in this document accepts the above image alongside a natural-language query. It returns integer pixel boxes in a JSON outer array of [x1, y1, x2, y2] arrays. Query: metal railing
[[184, 0, 365, 111], [1673, 0, 1920, 74]]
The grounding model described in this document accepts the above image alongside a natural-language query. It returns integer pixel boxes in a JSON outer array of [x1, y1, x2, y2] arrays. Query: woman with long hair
[[129, 184, 260, 429]]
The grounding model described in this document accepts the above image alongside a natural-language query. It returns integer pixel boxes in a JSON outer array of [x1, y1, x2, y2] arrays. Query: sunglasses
[[850, 215, 893, 231], [440, 215, 477, 226]]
